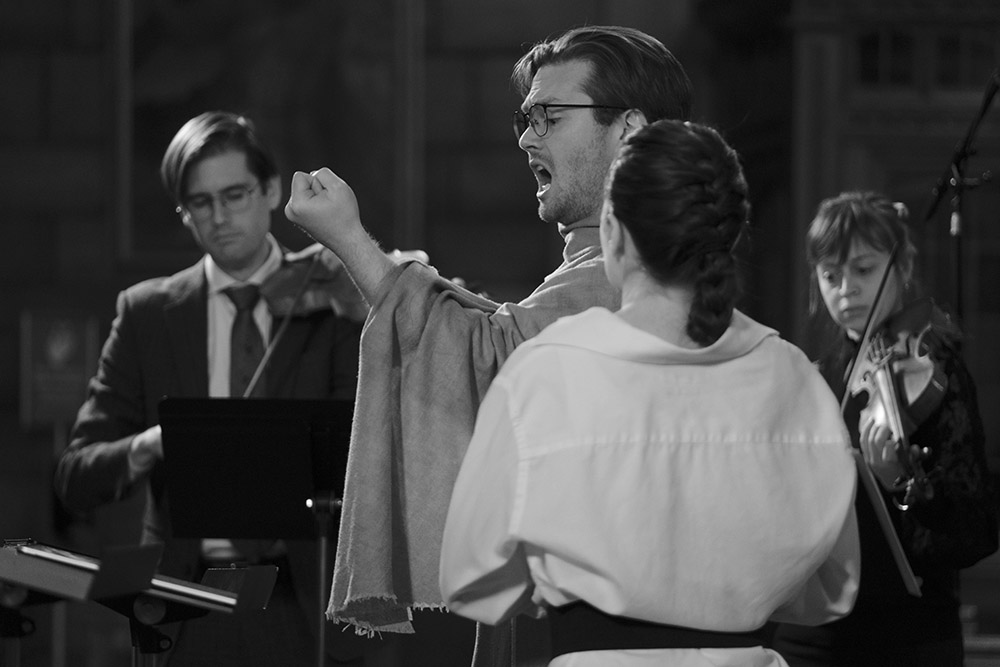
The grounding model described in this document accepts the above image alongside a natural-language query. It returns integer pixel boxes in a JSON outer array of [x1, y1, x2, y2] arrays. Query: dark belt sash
[[548, 601, 764, 657]]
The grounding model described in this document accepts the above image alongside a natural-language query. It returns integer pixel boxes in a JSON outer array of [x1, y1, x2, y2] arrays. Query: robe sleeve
[[440, 377, 536, 625], [770, 485, 861, 626]]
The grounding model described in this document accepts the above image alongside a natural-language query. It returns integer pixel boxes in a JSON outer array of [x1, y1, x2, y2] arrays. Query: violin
[[260, 243, 370, 322], [845, 295, 949, 510], [260, 243, 431, 321]]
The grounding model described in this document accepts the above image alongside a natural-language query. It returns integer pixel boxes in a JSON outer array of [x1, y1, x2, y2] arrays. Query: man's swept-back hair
[[160, 110, 278, 204], [511, 25, 692, 125]]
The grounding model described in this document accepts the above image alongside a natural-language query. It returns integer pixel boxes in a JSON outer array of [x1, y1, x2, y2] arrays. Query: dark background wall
[[1, 1, 998, 665]]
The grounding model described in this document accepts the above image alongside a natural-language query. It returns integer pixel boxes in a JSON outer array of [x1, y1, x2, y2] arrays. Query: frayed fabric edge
[[326, 600, 448, 638]]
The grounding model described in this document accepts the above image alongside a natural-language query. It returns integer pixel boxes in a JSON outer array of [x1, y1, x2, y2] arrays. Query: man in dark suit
[[54, 111, 382, 665]]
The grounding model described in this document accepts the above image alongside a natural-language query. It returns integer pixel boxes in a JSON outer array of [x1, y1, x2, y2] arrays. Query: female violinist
[[770, 190, 998, 666]]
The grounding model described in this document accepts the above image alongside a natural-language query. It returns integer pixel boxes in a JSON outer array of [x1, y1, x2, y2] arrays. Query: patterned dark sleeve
[[899, 337, 999, 570]]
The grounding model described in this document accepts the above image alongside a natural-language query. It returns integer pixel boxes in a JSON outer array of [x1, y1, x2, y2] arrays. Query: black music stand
[[0, 539, 276, 667], [158, 397, 352, 667], [1, 539, 159, 666], [111, 562, 276, 666]]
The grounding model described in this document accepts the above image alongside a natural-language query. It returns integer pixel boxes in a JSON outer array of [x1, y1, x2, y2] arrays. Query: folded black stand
[[121, 564, 277, 665], [0, 539, 276, 667], [158, 397, 352, 667]]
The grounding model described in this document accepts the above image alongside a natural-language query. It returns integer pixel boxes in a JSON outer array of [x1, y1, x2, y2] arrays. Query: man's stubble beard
[[538, 129, 614, 225]]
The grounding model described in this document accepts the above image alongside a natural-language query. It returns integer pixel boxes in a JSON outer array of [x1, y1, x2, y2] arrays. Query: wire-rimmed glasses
[[512, 103, 630, 139], [178, 183, 260, 222]]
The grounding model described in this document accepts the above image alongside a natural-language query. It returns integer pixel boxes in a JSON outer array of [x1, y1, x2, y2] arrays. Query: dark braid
[[606, 120, 750, 346]]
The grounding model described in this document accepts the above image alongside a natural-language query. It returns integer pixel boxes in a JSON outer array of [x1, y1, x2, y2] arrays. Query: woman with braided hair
[[439, 119, 861, 666]]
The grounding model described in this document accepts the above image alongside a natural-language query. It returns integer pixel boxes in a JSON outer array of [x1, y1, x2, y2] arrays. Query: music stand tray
[[0, 540, 160, 604], [158, 397, 353, 540], [0, 539, 277, 666]]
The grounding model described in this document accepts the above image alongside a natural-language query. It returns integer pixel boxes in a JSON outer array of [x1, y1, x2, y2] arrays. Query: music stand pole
[[310, 492, 341, 667]]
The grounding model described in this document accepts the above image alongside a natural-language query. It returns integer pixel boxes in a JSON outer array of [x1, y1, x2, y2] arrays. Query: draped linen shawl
[[327, 222, 620, 634]]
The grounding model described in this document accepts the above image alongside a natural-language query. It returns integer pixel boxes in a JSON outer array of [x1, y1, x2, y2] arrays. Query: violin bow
[[834, 242, 922, 596], [840, 242, 901, 412]]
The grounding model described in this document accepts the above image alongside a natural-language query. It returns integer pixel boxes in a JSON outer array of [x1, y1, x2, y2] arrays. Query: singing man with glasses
[[55, 111, 391, 666], [282, 24, 699, 665]]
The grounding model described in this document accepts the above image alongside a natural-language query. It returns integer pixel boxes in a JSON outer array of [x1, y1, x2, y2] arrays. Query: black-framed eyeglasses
[[178, 183, 261, 222], [512, 103, 630, 139]]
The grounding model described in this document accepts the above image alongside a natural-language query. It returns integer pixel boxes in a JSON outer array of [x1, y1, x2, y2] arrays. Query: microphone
[[924, 67, 1000, 223]]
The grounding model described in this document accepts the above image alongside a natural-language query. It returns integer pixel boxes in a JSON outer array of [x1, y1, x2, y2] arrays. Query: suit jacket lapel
[[163, 260, 210, 396]]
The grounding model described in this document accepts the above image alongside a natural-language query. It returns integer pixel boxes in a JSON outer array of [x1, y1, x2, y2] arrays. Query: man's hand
[[284, 168, 400, 302], [128, 424, 163, 482], [285, 168, 363, 253]]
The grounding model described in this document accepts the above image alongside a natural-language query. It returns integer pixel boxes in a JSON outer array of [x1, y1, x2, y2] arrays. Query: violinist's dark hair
[[160, 111, 279, 205], [805, 190, 917, 316], [606, 119, 750, 347], [511, 25, 692, 126]]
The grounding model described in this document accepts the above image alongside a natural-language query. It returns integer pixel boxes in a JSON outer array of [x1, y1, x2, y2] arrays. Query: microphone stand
[[923, 67, 1000, 323]]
